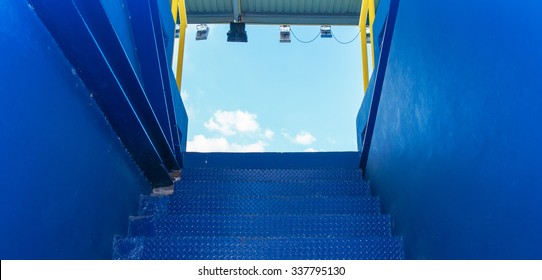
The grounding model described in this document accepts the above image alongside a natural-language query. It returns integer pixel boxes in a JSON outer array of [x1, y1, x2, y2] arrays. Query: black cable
[[290, 29, 320, 44], [290, 28, 361, 45], [331, 31, 361, 44]]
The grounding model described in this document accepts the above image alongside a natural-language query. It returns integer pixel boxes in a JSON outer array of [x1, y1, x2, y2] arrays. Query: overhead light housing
[[196, 24, 209, 40], [227, 22, 247, 43], [320, 25, 332, 38], [174, 24, 180, 38], [279, 25, 291, 43]]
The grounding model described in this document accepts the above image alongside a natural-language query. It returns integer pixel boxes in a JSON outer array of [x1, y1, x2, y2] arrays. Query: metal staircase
[[113, 153, 404, 260]]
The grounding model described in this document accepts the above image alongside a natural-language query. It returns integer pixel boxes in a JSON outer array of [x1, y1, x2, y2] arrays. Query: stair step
[[166, 196, 380, 215], [137, 195, 169, 216], [128, 214, 391, 237], [181, 168, 363, 182], [113, 236, 404, 260], [174, 180, 370, 197]]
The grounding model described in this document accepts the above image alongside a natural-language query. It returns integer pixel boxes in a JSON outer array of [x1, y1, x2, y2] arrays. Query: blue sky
[[179, 24, 366, 152]]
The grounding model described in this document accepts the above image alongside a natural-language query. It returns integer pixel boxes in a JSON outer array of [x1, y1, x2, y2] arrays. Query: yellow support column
[[171, 0, 179, 23], [368, 0, 376, 68], [174, 0, 187, 90], [360, 0, 369, 92], [360, 0, 377, 92]]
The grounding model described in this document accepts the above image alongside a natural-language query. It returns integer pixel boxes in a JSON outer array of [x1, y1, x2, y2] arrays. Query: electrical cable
[[289, 28, 361, 45], [331, 31, 361, 44], [290, 29, 321, 44]]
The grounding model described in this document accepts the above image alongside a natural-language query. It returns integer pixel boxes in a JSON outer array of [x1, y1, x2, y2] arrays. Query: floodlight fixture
[[196, 24, 209, 40], [227, 22, 248, 43], [175, 24, 180, 38], [320, 25, 332, 38], [279, 25, 291, 43]]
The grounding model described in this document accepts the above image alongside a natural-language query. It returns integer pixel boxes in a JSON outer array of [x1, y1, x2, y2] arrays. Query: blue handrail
[[359, 0, 401, 173]]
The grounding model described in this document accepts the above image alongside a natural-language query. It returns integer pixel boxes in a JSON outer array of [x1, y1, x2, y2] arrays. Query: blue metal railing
[[359, 0, 401, 173]]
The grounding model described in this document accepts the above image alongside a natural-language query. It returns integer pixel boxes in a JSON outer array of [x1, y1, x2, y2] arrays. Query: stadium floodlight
[[196, 24, 209, 40], [320, 25, 332, 38], [227, 22, 247, 42], [279, 25, 291, 43]]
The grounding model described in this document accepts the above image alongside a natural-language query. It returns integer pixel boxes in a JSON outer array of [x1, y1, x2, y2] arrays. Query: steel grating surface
[[137, 195, 169, 216], [128, 214, 392, 237], [117, 166, 404, 259], [113, 236, 404, 260], [166, 196, 380, 215], [181, 168, 363, 182], [174, 180, 370, 197]]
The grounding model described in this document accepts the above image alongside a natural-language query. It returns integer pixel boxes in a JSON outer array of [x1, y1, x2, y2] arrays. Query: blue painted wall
[[0, 0, 151, 259], [365, 0, 542, 259]]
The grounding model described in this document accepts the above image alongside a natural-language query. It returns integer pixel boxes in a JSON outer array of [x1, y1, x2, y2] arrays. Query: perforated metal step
[[113, 236, 404, 260], [166, 196, 380, 215], [137, 195, 169, 216], [181, 168, 363, 182], [174, 180, 370, 197], [128, 214, 391, 237]]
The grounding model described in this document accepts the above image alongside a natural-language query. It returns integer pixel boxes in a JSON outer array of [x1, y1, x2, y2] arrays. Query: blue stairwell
[[113, 153, 404, 260]]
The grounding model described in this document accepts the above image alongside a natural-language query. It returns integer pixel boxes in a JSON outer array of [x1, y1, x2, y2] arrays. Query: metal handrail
[[360, 0, 376, 92], [171, 0, 187, 90], [359, 0, 401, 172]]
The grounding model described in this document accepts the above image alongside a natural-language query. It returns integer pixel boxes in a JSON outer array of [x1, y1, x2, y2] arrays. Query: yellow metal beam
[[359, 0, 377, 92], [171, 0, 179, 23], [368, 0, 376, 66], [360, 0, 369, 92], [174, 0, 187, 90]]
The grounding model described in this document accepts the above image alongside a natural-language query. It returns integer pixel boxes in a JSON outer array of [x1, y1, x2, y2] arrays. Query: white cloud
[[281, 130, 316, 145], [294, 131, 316, 145], [180, 90, 189, 101], [187, 134, 265, 152], [204, 110, 259, 136], [264, 129, 275, 140], [187, 135, 229, 152], [230, 141, 266, 152], [304, 148, 318, 152]]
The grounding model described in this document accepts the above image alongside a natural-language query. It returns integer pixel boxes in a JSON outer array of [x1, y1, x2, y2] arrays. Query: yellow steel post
[[360, 0, 369, 92], [368, 0, 376, 68], [175, 0, 187, 90], [171, 0, 179, 23]]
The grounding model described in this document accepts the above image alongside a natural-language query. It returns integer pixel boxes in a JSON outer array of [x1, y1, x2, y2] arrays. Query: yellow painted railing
[[360, 0, 376, 92], [171, 0, 187, 90]]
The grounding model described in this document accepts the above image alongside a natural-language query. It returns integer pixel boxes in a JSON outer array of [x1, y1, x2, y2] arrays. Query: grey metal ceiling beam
[[242, 13, 360, 26], [184, 0, 362, 26], [187, 13, 360, 25], [186, 13, 233, 24]]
